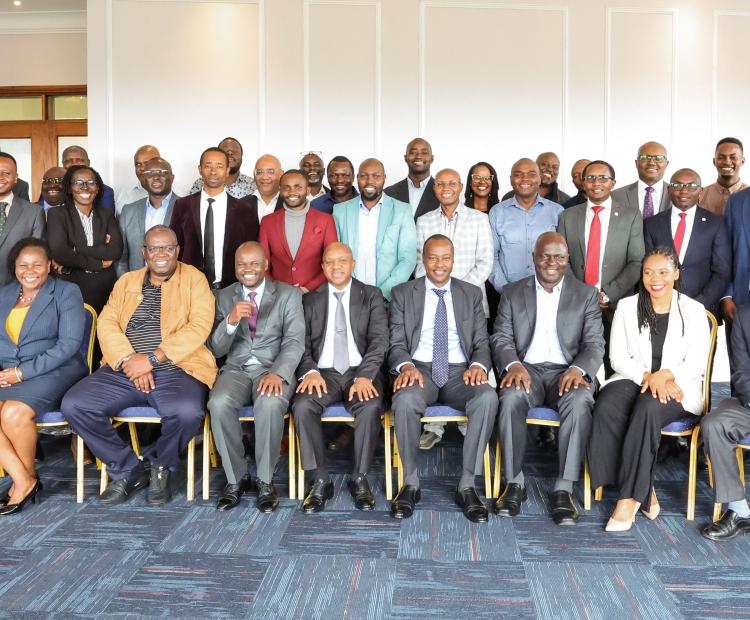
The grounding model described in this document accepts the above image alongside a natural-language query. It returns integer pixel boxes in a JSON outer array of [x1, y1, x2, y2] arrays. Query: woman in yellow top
[[0, 238, 87, 515]]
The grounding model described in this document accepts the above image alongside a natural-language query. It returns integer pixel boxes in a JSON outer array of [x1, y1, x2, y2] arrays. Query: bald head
[[357, 158, 386, 205], [322, 242, 356, 288], [235, 241, 268, 289], [434, 168, 463, 209], [405, 138, 434, 179], [322, 242, 353, 262], [536, 152, 561, 187], [534, 231, 569, 290], [636, 141, 669, 184], [254, 154, 283, 200], [571, 159, 591, 192], [41, 166, 66, 206], [510, 158, 541, 203]]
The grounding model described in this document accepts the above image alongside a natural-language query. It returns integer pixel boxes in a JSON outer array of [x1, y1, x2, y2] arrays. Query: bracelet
[[14, 367, 23, 382]]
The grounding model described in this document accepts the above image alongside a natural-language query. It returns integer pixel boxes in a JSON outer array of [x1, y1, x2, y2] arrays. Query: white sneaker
[[419, 430, 442, 450]]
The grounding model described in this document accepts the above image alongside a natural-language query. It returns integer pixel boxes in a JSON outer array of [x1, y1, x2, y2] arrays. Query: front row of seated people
[[0, 227, 745, 541]]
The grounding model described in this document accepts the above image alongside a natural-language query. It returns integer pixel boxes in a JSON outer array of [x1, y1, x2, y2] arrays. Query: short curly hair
[[7, 237, 51, 280]]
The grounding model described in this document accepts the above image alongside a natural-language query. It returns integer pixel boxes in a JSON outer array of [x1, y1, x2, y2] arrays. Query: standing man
[[503, 152, 570, 205], [61, 145, 115, 210], [115, 144, 159, 213], [562, 158, 591, 209], [253, 154, 284, 219], [492, 232, 604, 524], [311, 156, 358, 215], [170, 147, 259, 290], [300, 152, 328, 199], [36, 166, 66, 214], [0, 152, 46, 286], [189, 137, 256, 200], [118, 157, 180, 276], [644, 168, 730, 318], [699, 137, 747, 216], [293, 243, 388, 512], [258, 169, 338, 294], [207, 242, 304, 513], [385, 138, 439, 220], [611, 141, 670, 218], [334, 158, 416, 302], [389, 235, 498, 522]]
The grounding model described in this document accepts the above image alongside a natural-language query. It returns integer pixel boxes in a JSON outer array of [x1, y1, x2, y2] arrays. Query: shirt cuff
[[469, 362, 488, 374], [299, 369, 320, 380], [504, 360, 522, 373], [395, 361, 415, 374], [226, 321, 239, 335]]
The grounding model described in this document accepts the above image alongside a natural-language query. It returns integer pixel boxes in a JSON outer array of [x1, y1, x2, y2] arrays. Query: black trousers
[[587, 379, 685, 507]]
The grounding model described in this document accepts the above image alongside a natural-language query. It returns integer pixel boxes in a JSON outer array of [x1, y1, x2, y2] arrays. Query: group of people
[[0, 133, 749, 544]]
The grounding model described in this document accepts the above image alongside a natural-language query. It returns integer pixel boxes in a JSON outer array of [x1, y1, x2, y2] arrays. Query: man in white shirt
[[611, 141, 671, 218], [253, 154, 283, 220]]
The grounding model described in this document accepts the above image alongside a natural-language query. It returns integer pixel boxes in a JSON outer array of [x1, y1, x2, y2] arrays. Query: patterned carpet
[[2, 383, 749, 619]]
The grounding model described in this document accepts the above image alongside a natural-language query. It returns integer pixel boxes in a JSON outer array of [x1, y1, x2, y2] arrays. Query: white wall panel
[[713, 11, 750, 151]]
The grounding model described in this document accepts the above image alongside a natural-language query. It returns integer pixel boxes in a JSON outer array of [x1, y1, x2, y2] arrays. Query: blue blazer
[[333, 194, 417, 301], [644, 206, 730, 317], [724, 188, 750, 305], [0, 277, 86, 380]]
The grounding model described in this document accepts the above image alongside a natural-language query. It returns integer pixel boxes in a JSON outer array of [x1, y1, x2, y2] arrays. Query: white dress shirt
[[200, 189, 227, 285], [583, 197, 613, 290], [254, 190, 280, 221], [144, 192, 173, 231], [670, 205, 697, 264], [226, 278, 266, 367], [0, 193, 13, 213], [407, 176, 431, 216], [413, 278, 468, 365], [116, 184, 147, 214], [357, 198, 381, 286], [523, 279, 568, 365], [638, 180, 664, 216], [316, 281, 364, 370]]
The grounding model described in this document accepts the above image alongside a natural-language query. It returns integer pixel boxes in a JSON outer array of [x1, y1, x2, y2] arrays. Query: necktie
[[204, 197, 215, 284], [247, 291, 257, 339], [673, 212, 687, 257], [332, 291, 350, 375], [0, 202, 7, 237], [432, 289, 449, 388], [584, 206, 605, 286], [643, 186, 655, 219]]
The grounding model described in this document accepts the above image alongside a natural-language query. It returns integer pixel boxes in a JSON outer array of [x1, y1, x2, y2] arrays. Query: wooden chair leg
[[483, 444, 491, 499], [187, 436, 195, 501], [395, 433, 404, 492], [384, 411, 392, 500], [76, 434, 84, 503], [100, 462, 108, 494], [687, 428, 699, 521], [209, 424, 218, 468], [288, 415, 296, 500], [128, 422, 141, 457], [493, 439, 502, 498], [707, 455, 714, 488], [737, 448, 746, 487], [202, 416, 210, 501], [583, 458, 591, 511], [595, 486, 603, 502]]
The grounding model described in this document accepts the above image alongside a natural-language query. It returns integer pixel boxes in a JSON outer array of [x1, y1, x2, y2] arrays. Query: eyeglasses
[[637, 154, 667, 162], [669, 182, 701, 190], [71, 179, 98, 189], [583, 175, 613, 183], [143, 245, 177, 254], [434, 180, 460, 189], [538, 253, 569, 264], [255, 168, 278, 176], [42, 177, 64, 184], [471, 174, 494, 182], [142, 169, 170, 178]]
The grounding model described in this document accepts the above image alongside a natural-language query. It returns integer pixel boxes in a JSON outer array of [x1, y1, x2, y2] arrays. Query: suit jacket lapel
[[0, 283, 19, 348], [0, 201, 23, 248], [18, 277, 54, 344], [682, 209, 702, 265], [135, 201, 147, 236], [575, 206, 586, 262], [523, 278, 537, 338], [412, 279, 425, 350], [190, 194, 202, 256], [376, 197, 391, 249], [349, 280, 364, 352], [255, 278, 275, 337], [92, 208, 105, 242]]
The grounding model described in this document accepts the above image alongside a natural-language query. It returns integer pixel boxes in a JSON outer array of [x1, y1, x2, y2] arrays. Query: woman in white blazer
[[587, 246, 710, 532]]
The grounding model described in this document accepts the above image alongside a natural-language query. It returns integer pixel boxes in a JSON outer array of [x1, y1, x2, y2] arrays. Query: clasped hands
[[296, 372, 379, 401], [0, 367, 22, 388], [641, 370, 683, 404], [393, 363, 487, 391], [121, 353, 155, 393]]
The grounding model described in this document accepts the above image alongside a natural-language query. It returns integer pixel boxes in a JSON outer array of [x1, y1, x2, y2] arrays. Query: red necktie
[[584, 206, 605, 286], [673, 212, 687, 257]]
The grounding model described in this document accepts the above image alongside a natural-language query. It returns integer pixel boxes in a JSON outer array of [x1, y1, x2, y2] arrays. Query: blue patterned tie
[[432, 289, 449, 387]]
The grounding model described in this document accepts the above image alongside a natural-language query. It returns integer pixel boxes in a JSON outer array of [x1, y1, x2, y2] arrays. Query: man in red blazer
[[259, 169, 338, 293], [170, 147, 260, 289]]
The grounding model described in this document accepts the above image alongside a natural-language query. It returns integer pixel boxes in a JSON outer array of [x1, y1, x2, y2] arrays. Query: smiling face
[[322, 243, 355, 289], [636, 142, 669, 185], [142, 228, 179, 279], [423, 237, 453, 287], [357, 159, 386, 203], [235, 242, 268, 289], [536, 152, 560, 187], [433, 169, 463, 208], [219, 138, 243, 175], [280, 171, 309, 210], [668, 169, 701, 211], [571, 159, 591, 192], [642, 253, 679, 302], [714, 142, 745, 183], [70, 168, 100, 208], [254, 155, 283, 197], [583, 162, 616, 203], [0, 156, 18, 199], [141, 158, 174, 198], [533, 234, 569, 290], [15, 245, 50, 293], [404, 138, 433, 178], [470, 164, 493, 201], [300, 154, 324, 186], [327, 160, 355, 201], [199, 150, 229, 191], [41, 166, 66, 205], [510, 159, 541, 202]]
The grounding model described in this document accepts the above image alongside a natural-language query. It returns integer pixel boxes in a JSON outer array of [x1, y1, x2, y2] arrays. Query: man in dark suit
[[12, 178, 29, 201], [61, 145, 115, 210], [562, 158, 590, 209], [492, 232, 604, 524], [611, 141, 671, 218], [389, 234, 498, 522], [207, 242, 304, 513], [170, 147, 259, 290], [644, 168, 730, 318], [311, 156, 358, 215], [0, 152, 46, 286], [292, 243, 388, 512], [36, 166, 66, 214], [384, 137, 439, 220]]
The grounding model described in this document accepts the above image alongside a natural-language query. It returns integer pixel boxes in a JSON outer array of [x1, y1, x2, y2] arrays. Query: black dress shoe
[[390, 485, 421, 519], [537, 426, 557, 450], [146, 466, 172, 506], [216, 475, 254, 511], [0, 480, 43, 516], [256, 479, 278, 513], [348, 475, 375, 511], [494, 483, 527, 517], [328, 426, 354, 451], [701, 510, 750, 541], [100, 466, 149, 506], [302, 478, 334, 513], [550, 490, 579, 525], [455, 487, 488, 523]]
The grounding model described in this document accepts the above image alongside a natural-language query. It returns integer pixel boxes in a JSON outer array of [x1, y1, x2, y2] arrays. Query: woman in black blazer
[[47, 165, 123, 313], [0, 238, 88, 515]]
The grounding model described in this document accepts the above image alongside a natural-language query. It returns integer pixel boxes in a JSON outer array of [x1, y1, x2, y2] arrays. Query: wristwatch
[[147, 352, 159, 368]]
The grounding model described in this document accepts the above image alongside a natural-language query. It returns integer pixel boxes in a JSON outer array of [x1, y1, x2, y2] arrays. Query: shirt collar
[[146, 191, 173, 210], [534, 276, 562, 295], [440, 203, 463, 220], [637, 179, 661, 195], [587, 196, 613, 210], [0, 193, 13, 207], [201, 189, 226, 202], [358, 197, 383, 212], [671, 205, 696, 220], [328, 279, 353, 297], [510, 193, 544, 210], [408, 176, 431, 190], [254, 190, 279, 206], [425, 276, 451, 293]]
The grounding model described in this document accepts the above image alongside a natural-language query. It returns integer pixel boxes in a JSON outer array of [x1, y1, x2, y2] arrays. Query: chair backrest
[[702, 310, 719, 414], [82, 304, 97, 374]]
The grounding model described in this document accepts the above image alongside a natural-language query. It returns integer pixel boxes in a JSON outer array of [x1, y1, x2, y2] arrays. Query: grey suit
[[492, 274, 604, 484], [390, 277, 498, 489], [116, 193, 179, 276], [611, 181, 670, 217], [0, 197, 46, 286], [207, 279, 304, 484]]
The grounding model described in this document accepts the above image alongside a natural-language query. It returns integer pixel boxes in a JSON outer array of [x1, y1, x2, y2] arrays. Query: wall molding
[[0, 10, 86, 35]]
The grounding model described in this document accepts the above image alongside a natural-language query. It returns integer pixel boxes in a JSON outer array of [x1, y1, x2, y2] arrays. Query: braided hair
[[637, 245, 684, 336]]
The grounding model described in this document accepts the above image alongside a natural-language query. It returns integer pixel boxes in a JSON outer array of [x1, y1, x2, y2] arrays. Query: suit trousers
[[587, 379, 685, 506], [392, 362, 497, 486], [498, 362, 594, 483], [207, 365, 296, 484], [701, 397, 750, 503], [292, 368, 384, 476], [61, 366, 207, 480]]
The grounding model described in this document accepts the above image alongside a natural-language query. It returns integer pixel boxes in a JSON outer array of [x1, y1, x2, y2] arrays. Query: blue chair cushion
[[527, 407, 560, 422], [239, 406, 255, 418], [116, 407, 160, 419], [423, 405, 464, 417], [661, 414, 699, 434], [322, 403, 350, 418], [37, 410, 66, 424], [738, 434, 750, 447]]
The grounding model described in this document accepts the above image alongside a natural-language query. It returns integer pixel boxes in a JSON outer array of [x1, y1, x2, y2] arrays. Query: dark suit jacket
[[644, 206, 730, 317], [557, 200, 645, 306], [730, 303, 750, 406], [490, 274, 604, 378], [724, 188, 750, 305], [12, 178, 30, 201], [101, 184, 115, 210], [0, 197, 46, 286], [388, 276, 491, 371], [258, 207, 338, 292], [611, 181, 670, 215], [297, 278, 388, 381], [170, 192, 260, 288], [384, 177, 440, 220]]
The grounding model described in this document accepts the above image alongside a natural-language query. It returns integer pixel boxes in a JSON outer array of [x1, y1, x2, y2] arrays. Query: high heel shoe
[[640, 489, 661, 521], [0, 480, 42, 516], [0, 489, 9, 508], [605, 515, 635, 532]]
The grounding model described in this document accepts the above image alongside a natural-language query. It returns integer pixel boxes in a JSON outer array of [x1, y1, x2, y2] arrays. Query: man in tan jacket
[[62, 225, 217, 506]]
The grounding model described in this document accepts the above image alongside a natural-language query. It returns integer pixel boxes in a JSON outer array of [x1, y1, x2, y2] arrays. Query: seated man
[[293, 243, 388, 512], [389, 234, 498, 522], [492, 232, 604, 524], [701, 303, 750, 540], [207, 242, 304, 513], [62, 225, 217, 505]]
